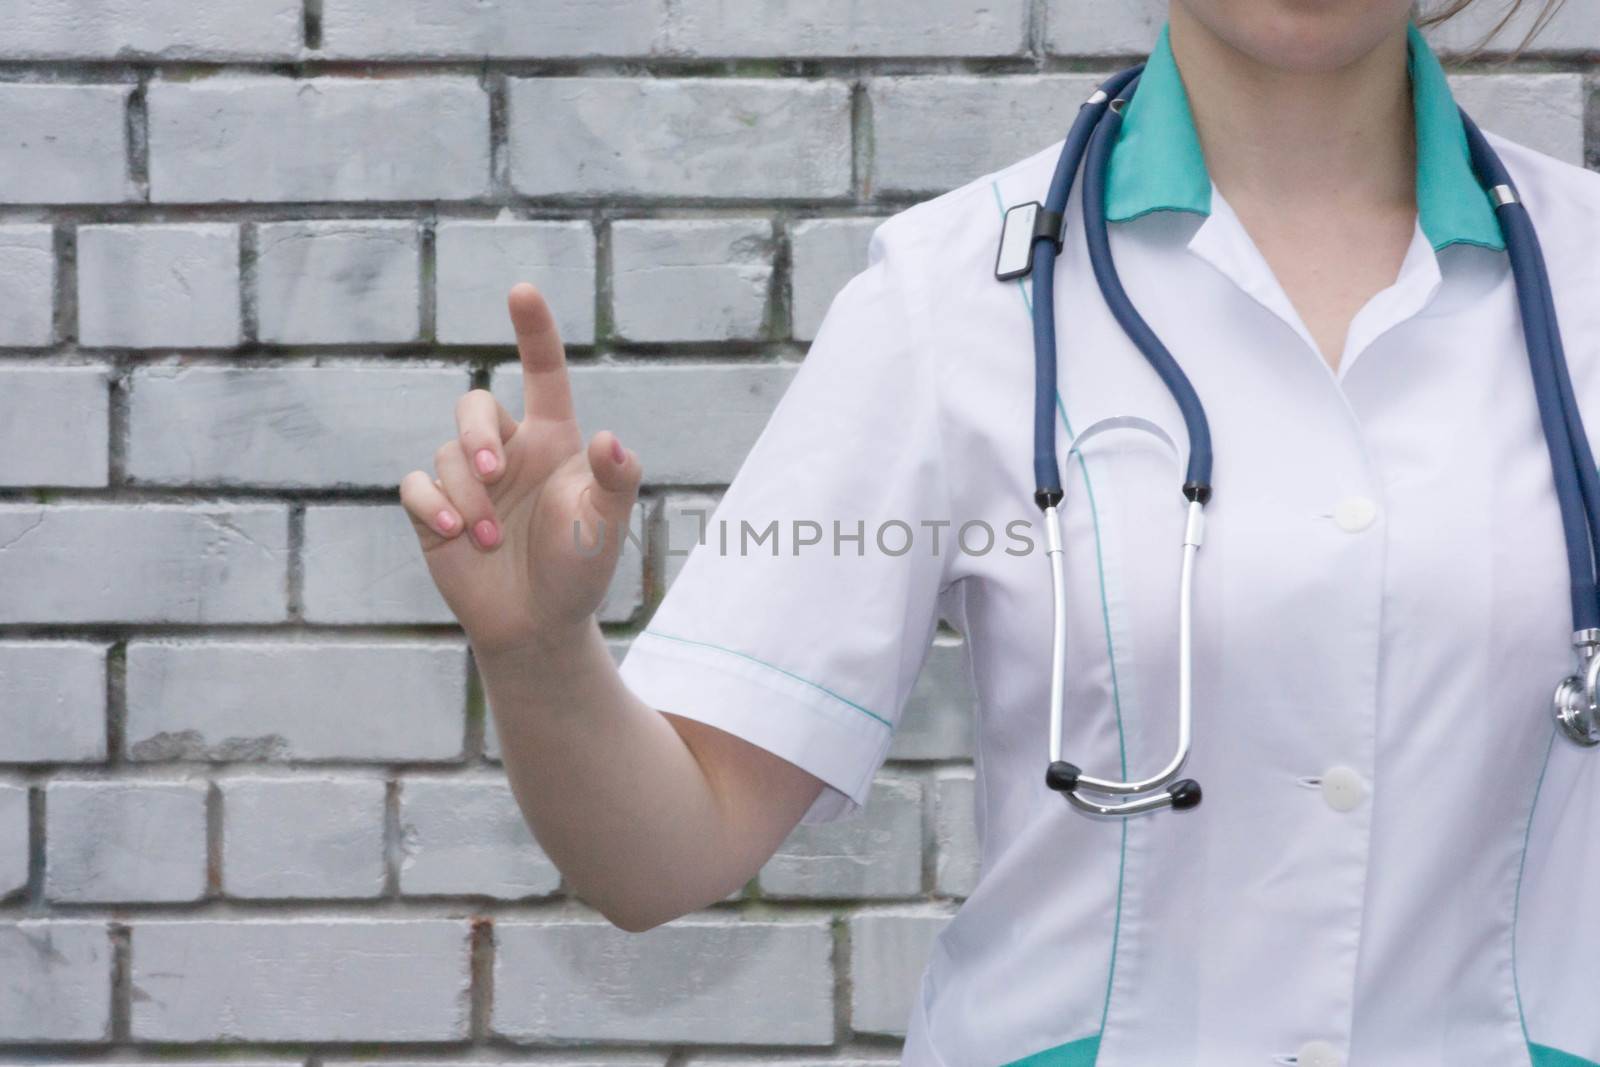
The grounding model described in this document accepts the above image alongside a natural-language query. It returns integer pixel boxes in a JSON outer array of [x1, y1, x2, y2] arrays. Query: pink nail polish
[[611, 437, 626, 465], [475, 449, 498, 475], [474, 519, 500, 547], [436, 510, 458, 533]]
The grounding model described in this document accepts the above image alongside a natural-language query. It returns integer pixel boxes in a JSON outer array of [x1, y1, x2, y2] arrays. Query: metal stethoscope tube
[[1042, 416, 1203, 817]]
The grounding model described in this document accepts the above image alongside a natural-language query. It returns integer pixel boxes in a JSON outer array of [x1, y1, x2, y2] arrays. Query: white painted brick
[[507, 79, 852, 200], [302, 504, 451, 625], [685, 1061, 898, 1067], [1426, 2, 1600, 54], [77, 224, 241, 349], [612, 219, 775, 343], [0, 0, 302, 59], [301, 502, 642, 625], [492, 919, 833, 1044], [1045, 0, 1165, 55], [0, 226, 55, 346], [849, 910, 949, 1037], [870, 75, 1102, 196], [322, 0, 660, 57], [889, 639, 976, 761], [0, 85, 131, 204], [483, 638, 631, 761], [126, 641, 467, 763], [127, 364, 466, 488], [221, 776, 386, 900], [436, 220, 596, 346], [1451, 74, 1587, 167], [398, 776, 559, 899], [492, 364, 796, 485], [130, 919, 472, 1041], [760, 777, 922, 899], [0, 784, 27, 899], [0, 365, 108, 488], [0, 922, 111, 1040], [666, 0, 1028, 57], [148, 77, 490, 203], [330, 1060, 664, 1067], [0, 642, 107, 764], [31, 1063, 300, 1067], [254, 220, 420, 344], [933, 769, 979, 898], [0, 505, 287, 624], [658, 491, 723, 591], [45, 780, 207, 904], [790, 217, 881, 342]]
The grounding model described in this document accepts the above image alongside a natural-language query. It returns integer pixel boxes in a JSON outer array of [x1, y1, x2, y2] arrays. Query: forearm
[[474, 620, 753, 931]]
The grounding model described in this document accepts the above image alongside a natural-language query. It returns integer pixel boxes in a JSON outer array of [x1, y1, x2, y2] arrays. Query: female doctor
[[398, 0, 1600, 1063]]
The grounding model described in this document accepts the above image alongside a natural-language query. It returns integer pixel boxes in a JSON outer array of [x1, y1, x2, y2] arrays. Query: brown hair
[[1416, 0, 1570, 53]]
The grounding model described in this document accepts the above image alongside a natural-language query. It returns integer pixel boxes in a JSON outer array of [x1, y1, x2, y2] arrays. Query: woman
[[398, 1, 1597, 1063]]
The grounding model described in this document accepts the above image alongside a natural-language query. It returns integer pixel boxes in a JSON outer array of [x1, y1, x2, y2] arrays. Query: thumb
[[584, 430, 642, 525]]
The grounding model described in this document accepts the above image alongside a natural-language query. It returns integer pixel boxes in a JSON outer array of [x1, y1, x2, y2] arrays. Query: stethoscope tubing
[[1080, 77, 1214, 497], [1462, 111, 1600, 631], [1033, 66, 1600, 818], [1031, 65, 1143, 503]]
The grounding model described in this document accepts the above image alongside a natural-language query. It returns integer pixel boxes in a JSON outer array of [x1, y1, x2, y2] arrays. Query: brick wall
[[1, 1, 1595, 1060]]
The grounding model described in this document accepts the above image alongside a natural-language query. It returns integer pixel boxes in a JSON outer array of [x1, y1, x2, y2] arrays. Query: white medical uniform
[[617, 22, 1600, 1067]]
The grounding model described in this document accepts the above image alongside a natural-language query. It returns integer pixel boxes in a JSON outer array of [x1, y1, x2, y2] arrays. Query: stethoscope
[[996, 63, 1600, 819]]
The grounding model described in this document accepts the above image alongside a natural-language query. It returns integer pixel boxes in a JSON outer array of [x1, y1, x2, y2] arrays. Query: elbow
[[575, 886, 689, 934], [605, 906, 672, 934], [574, 871, 751, 933]]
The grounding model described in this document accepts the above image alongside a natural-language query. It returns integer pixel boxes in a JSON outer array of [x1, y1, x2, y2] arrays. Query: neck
[[1166, 8, 1417, 221]]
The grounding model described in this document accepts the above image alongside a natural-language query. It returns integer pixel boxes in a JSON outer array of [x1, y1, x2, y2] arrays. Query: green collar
[[1104, 21, 1505, 252]]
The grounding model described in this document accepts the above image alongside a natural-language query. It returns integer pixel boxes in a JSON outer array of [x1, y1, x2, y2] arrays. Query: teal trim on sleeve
[[1530, 1045, 1600, 1067], [634, 629, 892, 730], [1002, 1034, 1101, 1067], [1104, 20, 1505, 253]]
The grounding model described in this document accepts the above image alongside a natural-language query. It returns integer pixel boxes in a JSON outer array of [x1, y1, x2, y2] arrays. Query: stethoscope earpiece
[[1045, 761, 1203, 815], [1045, 760, 1081, 793], [1168, 779, 1202, 811]]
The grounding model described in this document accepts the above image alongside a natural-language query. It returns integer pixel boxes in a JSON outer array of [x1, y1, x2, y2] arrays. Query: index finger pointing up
[[508, 282, 576, 424]]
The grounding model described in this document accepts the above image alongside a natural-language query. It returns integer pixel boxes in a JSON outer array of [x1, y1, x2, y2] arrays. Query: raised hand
[[399, 282, 641, 657]]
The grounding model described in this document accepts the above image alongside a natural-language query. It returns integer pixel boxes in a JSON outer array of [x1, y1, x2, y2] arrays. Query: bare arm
[[400, 283, 824, 931], [477, 621, 823, 931]]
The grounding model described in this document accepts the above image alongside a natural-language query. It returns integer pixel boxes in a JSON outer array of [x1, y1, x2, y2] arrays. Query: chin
[[1173, 0, 1413, 74]]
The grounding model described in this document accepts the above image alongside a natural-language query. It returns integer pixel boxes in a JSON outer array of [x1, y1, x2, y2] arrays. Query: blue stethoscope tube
[[1018, 65, 1600, 819]]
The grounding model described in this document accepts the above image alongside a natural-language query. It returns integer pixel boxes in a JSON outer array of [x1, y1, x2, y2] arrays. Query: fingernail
[[474, 518, 500, 548], [435, 510, 459, 534], [475, 449, 498, 476], [611, 437, 626, 465]]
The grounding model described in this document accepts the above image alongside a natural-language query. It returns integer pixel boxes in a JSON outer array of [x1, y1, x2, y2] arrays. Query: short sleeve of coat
[[617, 222, 952, 824]]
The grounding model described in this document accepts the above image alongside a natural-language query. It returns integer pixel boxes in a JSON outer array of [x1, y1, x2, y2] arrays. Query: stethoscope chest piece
[[1553, 631, 1600, 746]]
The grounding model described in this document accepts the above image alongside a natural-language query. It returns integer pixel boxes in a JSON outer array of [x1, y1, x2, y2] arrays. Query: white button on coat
[[1334, 496, 1379, 532], [1321, 766, 1368, 812], [1298, 1040, 1343, 1067]]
